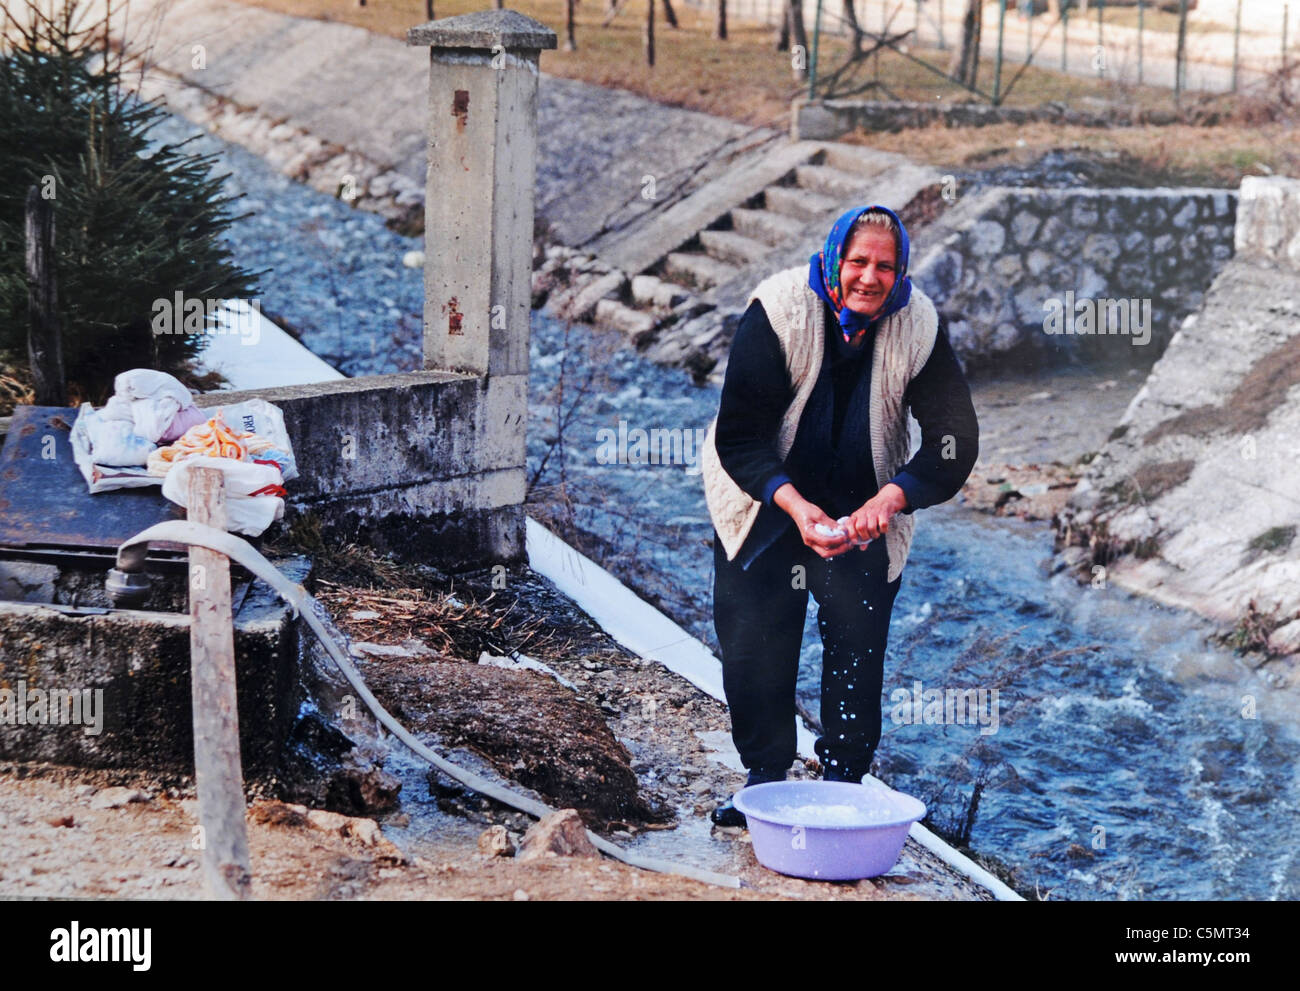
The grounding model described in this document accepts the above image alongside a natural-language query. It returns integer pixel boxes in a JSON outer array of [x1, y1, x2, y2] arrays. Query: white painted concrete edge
[[194, 300, 346, 391], [525, 516, 1024, 902]]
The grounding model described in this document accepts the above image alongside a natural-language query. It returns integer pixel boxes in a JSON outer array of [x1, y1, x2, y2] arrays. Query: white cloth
[[101, 369, 197, 443]]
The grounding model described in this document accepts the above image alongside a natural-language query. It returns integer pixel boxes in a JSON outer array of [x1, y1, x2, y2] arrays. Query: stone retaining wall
[[912, 185, 1237, 371], [792, 97, 1183, 140]]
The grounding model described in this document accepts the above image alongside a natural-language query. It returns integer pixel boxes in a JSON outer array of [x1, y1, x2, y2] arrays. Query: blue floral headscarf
[[808, 204, 912, 346]]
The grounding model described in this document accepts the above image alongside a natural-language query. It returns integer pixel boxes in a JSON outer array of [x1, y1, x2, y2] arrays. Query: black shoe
[[711, 767, 787, 827], [710, 797, 747, 828]]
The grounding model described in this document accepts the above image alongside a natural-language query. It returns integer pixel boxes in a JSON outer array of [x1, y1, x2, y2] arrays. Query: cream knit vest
[[701, 265, 939, 583]]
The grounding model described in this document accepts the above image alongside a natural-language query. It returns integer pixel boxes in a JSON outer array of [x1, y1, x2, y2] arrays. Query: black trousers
[[712, 520, 903, 782]]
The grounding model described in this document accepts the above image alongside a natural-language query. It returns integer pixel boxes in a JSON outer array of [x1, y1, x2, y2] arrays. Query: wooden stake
[[187, 467, 252, 900], [24, 186, 65, 407]]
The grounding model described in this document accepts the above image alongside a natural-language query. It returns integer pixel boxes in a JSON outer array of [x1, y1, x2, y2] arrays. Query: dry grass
[[238, 0, 1298, 183], [860, 117, 1298, 185]]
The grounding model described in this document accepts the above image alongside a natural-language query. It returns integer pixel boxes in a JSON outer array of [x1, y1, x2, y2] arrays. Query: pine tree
[[0, 0, 259, 403]]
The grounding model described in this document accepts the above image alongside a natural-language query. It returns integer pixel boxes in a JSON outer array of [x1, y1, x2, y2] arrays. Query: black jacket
[[714, 297, 979, 568]]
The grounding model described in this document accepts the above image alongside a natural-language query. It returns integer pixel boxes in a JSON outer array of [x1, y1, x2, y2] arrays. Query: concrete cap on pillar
[[407, 9, 558, 51]]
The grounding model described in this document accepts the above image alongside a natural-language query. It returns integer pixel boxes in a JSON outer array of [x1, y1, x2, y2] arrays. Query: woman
[[700, 204, 979, 827]]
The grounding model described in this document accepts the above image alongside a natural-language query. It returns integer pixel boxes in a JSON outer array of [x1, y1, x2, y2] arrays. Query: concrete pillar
[[408, 10, 556, 379], [408, 10, 555, 568]]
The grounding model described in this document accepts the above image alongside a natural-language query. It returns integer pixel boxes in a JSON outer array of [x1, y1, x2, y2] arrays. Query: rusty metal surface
[[0, 406, 183, 552]]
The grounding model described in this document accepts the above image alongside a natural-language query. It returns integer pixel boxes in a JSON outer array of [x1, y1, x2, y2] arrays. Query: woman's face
[[839, 226, 898, 318]]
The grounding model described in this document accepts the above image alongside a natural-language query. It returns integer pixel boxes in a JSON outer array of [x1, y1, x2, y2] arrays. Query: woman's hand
[[842, 483, 908, 547], [773, 483, 850, 559]]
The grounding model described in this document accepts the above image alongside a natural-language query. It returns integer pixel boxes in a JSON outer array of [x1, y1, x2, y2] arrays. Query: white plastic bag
[[210, 399, 299, 482], [161, 455, 286, 536]]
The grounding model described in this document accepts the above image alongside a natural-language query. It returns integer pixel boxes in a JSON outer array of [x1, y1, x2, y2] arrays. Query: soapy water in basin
[[769, 802, 897, 826]]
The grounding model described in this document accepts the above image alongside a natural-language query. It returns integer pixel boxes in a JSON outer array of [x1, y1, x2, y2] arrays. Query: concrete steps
[[761, 184, 840, 221], [730, 206, 804, 246], [663, 250, 739, 290], [563, 139, 941, 383], [698, 229, 772, 266]]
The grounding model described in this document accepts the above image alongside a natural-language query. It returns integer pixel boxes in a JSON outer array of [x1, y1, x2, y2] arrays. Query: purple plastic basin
[[731, 780, 926, 881]]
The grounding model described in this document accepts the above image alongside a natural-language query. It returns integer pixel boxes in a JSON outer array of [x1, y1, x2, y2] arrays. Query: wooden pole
[[1138, 0, 1144, 85], [1232, 0, 1242, 91], [993, 0, 1006, 104], [24, 186, 65, 407], [1175, 0, 1188, 105], [187, 467, 252, 900], [1096, 0, 1104, 78], [645, 0, 655, 66]]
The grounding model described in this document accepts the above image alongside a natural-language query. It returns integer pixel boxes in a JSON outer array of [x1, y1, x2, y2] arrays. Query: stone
[[1010, 211, 1041, 246], [594, 299, 658, 345], [478, 824, 515, 857], [992, 254, 1023, 281], [557, 271, 627, 322], [89, 787, 148, 810], [967, 220, 1006, 257], [1025, 250, 1052, 277], [1171, 200, 1198, 228], [516, 809, 600, 862], [1082, 234, 1121, 271], [1070, 198, 1100, 228], [926, 248, 964, 297], [304, 808, 407, 861]]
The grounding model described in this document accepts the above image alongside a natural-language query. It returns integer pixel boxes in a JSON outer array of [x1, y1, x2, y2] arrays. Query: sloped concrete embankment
[[1054, 176, 1300, 663]]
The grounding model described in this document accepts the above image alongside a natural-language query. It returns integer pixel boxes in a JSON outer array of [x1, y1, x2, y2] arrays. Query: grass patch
[[1241, 524, 1297, 566], [1144, 333, 1300, 444], [1211, 597, 1297, 658], [1105, 458, 1195, 505]]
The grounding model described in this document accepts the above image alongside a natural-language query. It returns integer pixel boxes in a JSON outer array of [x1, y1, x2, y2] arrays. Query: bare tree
[[950, 0, 982, 90], [781, 0, 808, 60], [425, 0, 433, 19], [842, 0, 864, 55], [565, 0, 577, 50], [715, 0, 727, 40], [662, 0, 679, 28]]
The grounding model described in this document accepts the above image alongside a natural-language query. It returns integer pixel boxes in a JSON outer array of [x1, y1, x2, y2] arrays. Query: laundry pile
[[70, 369, 298, 535]]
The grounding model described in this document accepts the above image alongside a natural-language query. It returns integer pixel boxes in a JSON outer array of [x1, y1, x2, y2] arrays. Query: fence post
[[1137, 0, 1144, 85], [1284, 4, 1290, 77], [24, 186, 65, 407], [187, 467, 252, 900], [1096, 0, 1104, 78], [1024, 0, 1031, 65], [1175, 0, 1187, 104], [1061, 0, 1068, 72], [809, 0, 824, 98], [993, 0, 1006, 103], [1232, 0, 1242, 91]]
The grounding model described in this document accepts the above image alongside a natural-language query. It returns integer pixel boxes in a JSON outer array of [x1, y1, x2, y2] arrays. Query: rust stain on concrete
[[445, 297, 464, 335], [452, 89, 469, 131]]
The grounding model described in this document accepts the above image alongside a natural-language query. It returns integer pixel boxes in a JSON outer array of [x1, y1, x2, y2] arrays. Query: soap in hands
[[813, 517, 872, 546]]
